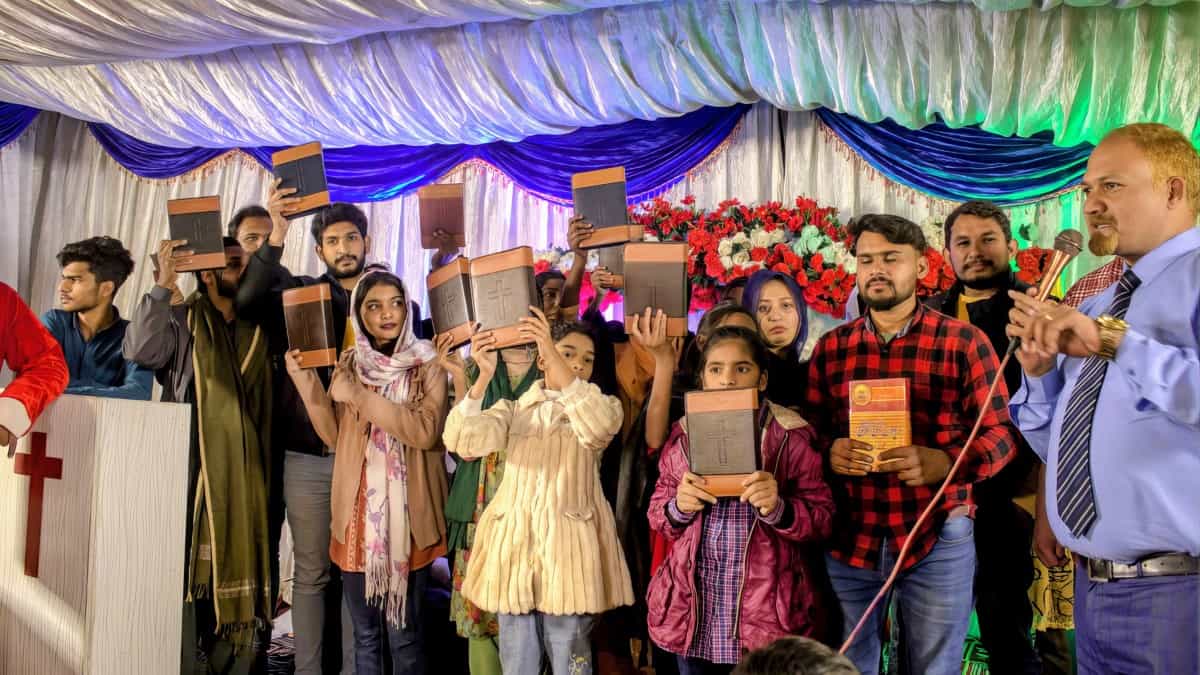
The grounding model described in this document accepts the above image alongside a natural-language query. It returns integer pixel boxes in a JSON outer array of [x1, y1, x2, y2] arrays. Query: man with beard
[[805, 214, 1017, 675], [228, 205, 274, 256], [235, 183, 371, 675], [42, 236, 152, 400], [123, 237, 273, 674], [923, 201, 1042, 675], [1009, 123, 1200, 673]]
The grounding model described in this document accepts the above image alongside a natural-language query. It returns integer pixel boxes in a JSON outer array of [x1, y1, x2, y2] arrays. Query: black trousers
[[973, 499, 1040, 675]]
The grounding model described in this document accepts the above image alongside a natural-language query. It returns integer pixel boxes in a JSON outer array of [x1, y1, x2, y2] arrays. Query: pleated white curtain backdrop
[[0, 104, 1101, 323]]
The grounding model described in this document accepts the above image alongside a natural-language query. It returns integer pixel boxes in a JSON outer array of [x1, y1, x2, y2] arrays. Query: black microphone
[[1005, 229, 1083, 358]]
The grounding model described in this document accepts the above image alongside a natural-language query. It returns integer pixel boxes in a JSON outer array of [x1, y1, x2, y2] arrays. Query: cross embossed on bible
[[684, 387, 759, 497], [702, 417, 737, 467], [13, 432, 62, 578], [485, 278, 515, 319]]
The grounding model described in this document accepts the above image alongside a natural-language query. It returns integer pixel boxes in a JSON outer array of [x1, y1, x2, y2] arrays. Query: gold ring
[[1043, 313, 1055, 321]]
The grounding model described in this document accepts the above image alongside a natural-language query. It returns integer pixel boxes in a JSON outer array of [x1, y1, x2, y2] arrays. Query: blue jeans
[[498, 612, 595, 675], [826, 515, 976, 675], [342, 567, 428, 675], [1074, 561, 1198, 674]]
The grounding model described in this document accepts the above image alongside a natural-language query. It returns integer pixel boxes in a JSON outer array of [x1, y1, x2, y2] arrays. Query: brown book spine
[[427, 258, 474, 348], [571, 167, 626, 189], [579, 224, 643, 249]]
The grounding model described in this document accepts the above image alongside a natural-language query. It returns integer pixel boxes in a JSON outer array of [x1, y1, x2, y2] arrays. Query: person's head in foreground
[[732, 636, 860, 675]]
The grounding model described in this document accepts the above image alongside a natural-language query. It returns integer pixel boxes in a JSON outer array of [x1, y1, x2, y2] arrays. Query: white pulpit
[[0, 394, 191, 674]]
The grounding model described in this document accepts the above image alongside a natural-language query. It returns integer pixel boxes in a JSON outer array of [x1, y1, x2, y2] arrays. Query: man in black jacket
[[923, 200, 1041, 675], [236, 181, 371, 675]]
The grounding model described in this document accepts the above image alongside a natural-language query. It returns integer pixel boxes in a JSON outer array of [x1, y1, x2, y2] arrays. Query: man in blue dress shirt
[[42, 236, 152, 400], [1008, 122, 1199, 673]]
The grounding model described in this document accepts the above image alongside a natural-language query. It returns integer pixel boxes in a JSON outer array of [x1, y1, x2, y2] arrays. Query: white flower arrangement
[[919, 216, 945, 252]]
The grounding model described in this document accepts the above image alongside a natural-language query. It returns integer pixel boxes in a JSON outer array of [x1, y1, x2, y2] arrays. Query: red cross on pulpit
[[13, 432, 62, 578]]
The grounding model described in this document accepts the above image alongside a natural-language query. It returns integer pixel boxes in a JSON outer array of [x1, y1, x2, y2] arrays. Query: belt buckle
[[1087, 558, 1114, 582]]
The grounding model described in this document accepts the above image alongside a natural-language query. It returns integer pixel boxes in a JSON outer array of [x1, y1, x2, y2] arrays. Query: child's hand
[[591, 267, 618, 291], [628, 308, 675, 363], [518, 307, 556, 353], [470, 328, 498, 375], [676, 472, 717, 513], [740, 471, 779, 516], [568, 216, 594, 253], [434, 333, 467, 379]]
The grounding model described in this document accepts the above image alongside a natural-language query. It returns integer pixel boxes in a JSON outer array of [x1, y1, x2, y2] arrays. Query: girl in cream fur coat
[[442, 307, 633, 675]]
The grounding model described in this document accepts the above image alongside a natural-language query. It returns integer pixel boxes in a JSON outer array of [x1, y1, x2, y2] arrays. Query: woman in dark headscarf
[[741, 270, 809, 410]]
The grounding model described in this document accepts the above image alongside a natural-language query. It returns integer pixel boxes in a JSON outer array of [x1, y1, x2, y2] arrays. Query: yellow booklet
[[849, 378, 911, 471]]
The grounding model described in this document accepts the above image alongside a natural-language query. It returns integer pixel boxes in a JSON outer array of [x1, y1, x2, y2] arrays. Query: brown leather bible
[[849, 378, 911, 471], [427, 257, 474, 349], [419, 183, 466, 250], [470, 247, 537, 349], [272, 142, 331, 220], [283, 284, 338, 368], [624, 242, 689, 336], [572, 167, 642, 249], [167, 196, 225, 272], [684, 388, 760, 497]]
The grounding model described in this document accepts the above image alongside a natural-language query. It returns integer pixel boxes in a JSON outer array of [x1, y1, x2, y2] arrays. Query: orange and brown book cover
[[848, 378, 911, 471]]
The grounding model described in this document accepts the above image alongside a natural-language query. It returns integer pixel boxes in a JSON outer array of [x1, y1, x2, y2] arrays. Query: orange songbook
[[848, 378, 911, 471]]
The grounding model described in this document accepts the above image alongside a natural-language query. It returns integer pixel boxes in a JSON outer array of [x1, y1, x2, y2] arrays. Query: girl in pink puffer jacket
[[647, 326, 835, 675]]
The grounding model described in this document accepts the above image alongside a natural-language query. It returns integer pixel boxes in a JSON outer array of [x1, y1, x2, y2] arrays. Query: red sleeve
[[648, 422, 692, 541], [949, 327, 1017, 483], [0, 283, 68, 436]]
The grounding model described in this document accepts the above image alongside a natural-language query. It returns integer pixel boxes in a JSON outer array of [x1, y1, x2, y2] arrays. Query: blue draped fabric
[[816, 109, 1094, 205], [112, 104, 752, 204], [0, 102, 39, 146], [90, 123, 228, 178], [1, 100, 1101, 206]]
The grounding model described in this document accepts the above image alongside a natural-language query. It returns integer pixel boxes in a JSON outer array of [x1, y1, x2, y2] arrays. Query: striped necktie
[[1056, 269, 1140, 537]]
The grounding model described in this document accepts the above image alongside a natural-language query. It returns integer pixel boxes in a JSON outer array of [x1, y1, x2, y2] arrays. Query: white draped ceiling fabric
[[0, 0, 1194, 148], [0, 0, 1187, 325]]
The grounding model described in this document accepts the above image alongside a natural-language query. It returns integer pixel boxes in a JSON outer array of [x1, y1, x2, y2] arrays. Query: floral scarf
[[346, 273, 436, 626]]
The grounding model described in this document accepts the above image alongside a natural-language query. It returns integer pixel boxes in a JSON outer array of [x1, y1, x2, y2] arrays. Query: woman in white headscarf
[[286, 267, 449, 675]]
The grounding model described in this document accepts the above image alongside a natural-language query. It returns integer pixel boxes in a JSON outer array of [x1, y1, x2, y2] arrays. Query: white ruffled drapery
[[0, 0, 1184, 66], [2, 102, 1105, 329], [0, 0, 1194, 148]]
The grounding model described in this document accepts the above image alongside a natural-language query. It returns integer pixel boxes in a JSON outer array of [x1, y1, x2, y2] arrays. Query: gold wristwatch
[[1095, 314, 1129, 360]]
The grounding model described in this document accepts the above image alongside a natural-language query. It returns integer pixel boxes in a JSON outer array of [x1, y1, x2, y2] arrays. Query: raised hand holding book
[[572, 166, 642, 249], [427, 257, 474, 349], [469, 247, 538, 349], [419, 183, 466, 250], [283, 284, 338, 368], [623, 242, 689, 337], [272, 142, 330, 220], [166, 196, 224, 272]]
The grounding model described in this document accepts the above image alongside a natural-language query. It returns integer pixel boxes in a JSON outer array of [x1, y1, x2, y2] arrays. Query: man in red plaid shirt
[[805, 214, 1018, 675]]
